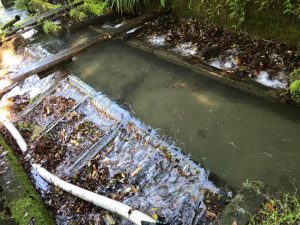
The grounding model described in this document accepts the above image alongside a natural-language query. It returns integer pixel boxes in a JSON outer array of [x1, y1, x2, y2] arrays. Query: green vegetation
[[0, 135, 54, 225], [15, 0, 30, 11], [111, 0, 166, 13], [15, 0, 60, 13], [69, 0, 107, 21], [187, 0, 300, 29], [289, 69, 300, 83], [249, 193, 300, 225], [42, 20, 61, 34], [289, 80, 300, 104], [17, 122, 34, 132]]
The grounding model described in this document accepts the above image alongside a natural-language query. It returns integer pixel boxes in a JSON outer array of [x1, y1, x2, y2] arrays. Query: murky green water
[[68, 40, 300, 192]]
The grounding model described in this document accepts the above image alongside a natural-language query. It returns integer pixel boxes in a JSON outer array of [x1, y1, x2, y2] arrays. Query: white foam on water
[[114, 21, 126, 28], [1, 75, 54, 102], [147, 35, 166, 46], [255, 71, 287, 89], [209, 59, 223, 69], [173, 42, 197, 56], [126, 27, 138, 34]]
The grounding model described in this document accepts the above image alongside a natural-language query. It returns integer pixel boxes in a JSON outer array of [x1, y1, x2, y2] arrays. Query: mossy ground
[[0, 135, 54, 225]]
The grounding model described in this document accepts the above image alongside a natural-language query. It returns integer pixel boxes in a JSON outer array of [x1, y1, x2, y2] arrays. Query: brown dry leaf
[[60, 129, 66, 141], [127, 123, 135, 132], [235, 56, 241, 66], [266, 202, 275, 212], [106, 144, 114, 154], [192, 195, 196, 202], [130, 166, 142, 177], [131, 186, 139, 193], [45, 105, 51, 115]]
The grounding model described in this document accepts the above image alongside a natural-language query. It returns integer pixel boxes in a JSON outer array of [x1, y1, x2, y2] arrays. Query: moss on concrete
[[172, 0, 300, 46], [0, 135, 55, 225], [9, 197, 53, 225]]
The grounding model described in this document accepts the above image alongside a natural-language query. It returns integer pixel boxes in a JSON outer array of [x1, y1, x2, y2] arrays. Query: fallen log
[[0, 9, 168, 94], [3, 1, 83, 38]]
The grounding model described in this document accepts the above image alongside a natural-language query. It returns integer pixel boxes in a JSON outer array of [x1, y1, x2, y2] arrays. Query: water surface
[[69, 40, 300, 192]]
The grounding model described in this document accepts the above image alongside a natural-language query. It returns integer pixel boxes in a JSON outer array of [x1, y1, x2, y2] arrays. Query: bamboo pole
[[0, 114, 27, 152], [32, 164, 156, 225], [1, 15, 21, 30]]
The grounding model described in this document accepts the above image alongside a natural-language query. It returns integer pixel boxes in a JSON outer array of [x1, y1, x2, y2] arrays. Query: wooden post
[[1, 15, 21, 30]]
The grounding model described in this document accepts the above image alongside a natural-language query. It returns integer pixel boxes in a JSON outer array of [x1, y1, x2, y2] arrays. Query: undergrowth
[[289, 80, 300, 104], [41, 20, 61, 34], [111, 0, 167, 13], [188, 0, 300, 29], [69, 0, 107, 21], [249, 193, 300, 225], [289, 68, 300, 83]]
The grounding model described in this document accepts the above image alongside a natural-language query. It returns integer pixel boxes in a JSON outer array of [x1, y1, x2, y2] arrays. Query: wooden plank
[[124, 39, 287, 103], [1, 9, 168, 96], [14, 69, 68, 121]]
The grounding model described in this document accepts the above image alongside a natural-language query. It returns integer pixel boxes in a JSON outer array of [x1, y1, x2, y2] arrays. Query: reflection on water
[[69, 40, 300, 192]]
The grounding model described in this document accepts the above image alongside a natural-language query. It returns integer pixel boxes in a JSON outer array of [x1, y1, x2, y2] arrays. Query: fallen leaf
[[130, 166, 142, 177], [266, 202, 275, 212]]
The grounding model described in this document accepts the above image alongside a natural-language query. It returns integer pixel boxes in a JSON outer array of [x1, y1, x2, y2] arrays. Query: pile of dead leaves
[[42, 96, 76, 119], [5, 93, 30, 114], [134, 15, 300, 79], [68, 121, 103, 147]]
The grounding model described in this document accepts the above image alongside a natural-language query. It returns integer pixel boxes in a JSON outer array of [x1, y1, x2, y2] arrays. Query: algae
[[0, 135, 55, 225]]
